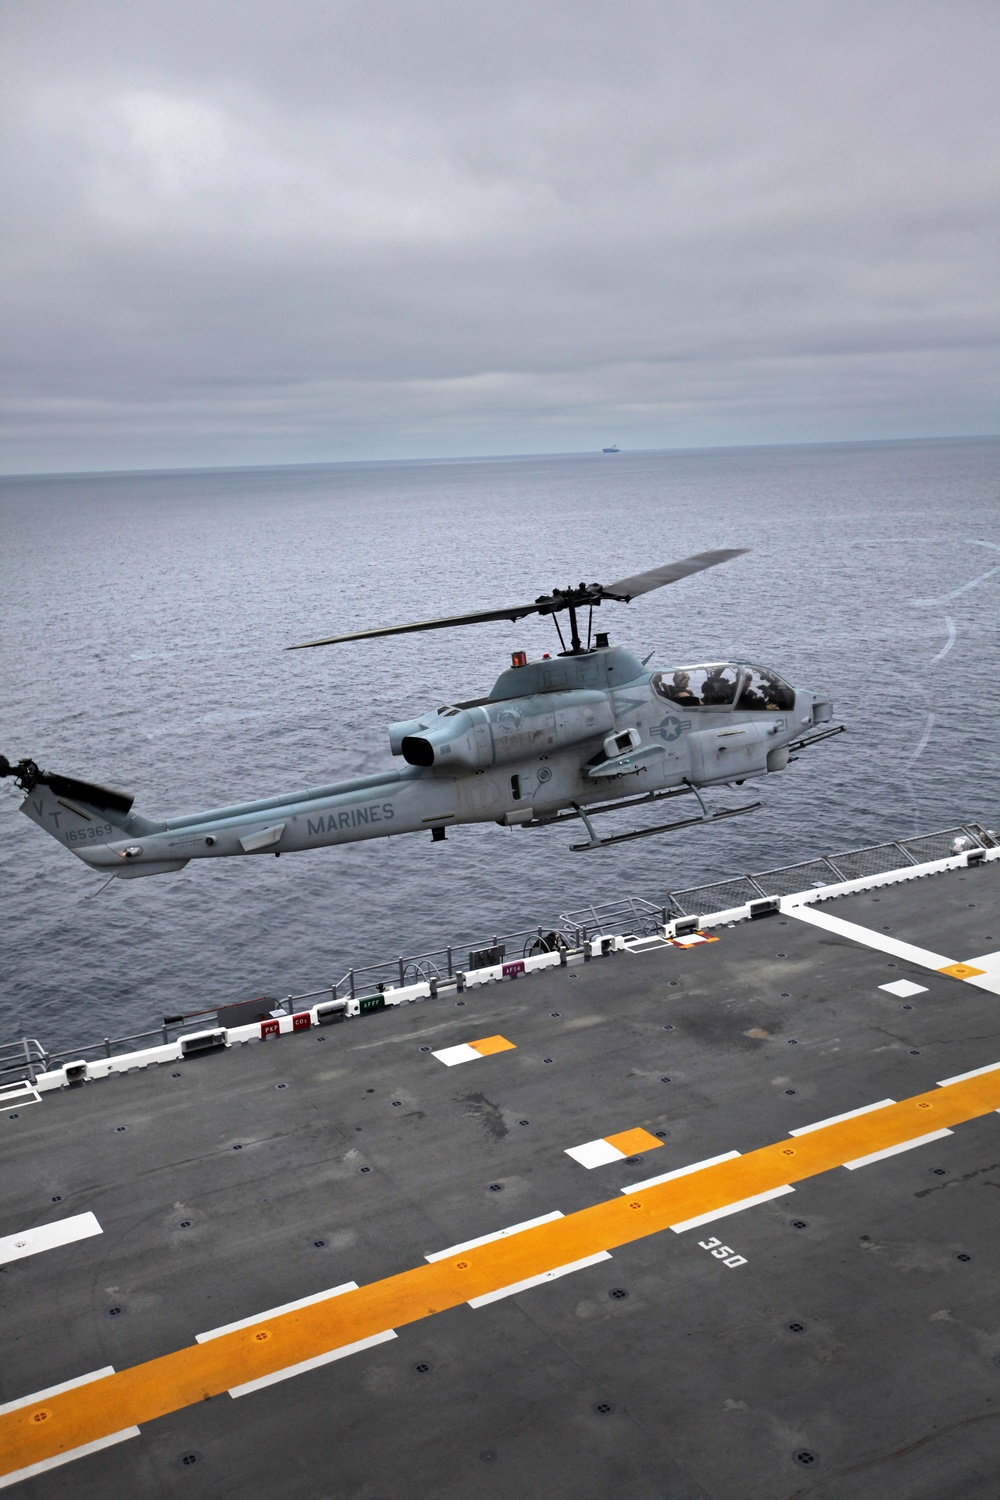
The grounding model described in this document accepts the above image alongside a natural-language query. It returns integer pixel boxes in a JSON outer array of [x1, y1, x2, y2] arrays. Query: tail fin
[[19, 780, 131, 864], [3, 756, 163, 870]]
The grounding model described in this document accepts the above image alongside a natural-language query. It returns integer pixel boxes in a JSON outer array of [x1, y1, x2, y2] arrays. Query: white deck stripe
[[566, 1139, 625, 1169], [228, 1330, 398, 1398], [0, 1367, 115, 1417], [431, 1043, 480, 1066], [790, 1099, 897, 1136], [623, 1151, 741, 1193], [843, 1128, 954, 1170], [669, 1185, 795, 1233], [966, 972, 1000, 996], [197, 1282, 359, 1341], [468, 1251, 612, 1308], [965, 950, 1000, 973], [0, 1428, 139, 1489], [937, 1060, 1000, 1087], [0, 1212, 102, 1266], [425, 1212, 564, 1262], [786, 904, 953, 969]]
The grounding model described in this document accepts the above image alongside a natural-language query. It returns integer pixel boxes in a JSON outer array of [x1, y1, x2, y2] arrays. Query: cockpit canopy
[[651, 663, 795, 711]]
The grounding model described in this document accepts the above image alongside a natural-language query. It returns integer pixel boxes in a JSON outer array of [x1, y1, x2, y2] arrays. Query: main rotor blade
[[600, 548, 749, 602], [288, 547, 749, 649], [287, 599, 548, 649]]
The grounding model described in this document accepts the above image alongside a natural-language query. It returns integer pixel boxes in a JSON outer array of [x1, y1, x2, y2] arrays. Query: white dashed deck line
[[623, 1151, 741, 1193], [790, 1100, 897, 1136], [0, 1429, 140, 1490], [937, 1060, 1000, 1087], [425, 1212, 564, 1262], [467, 1251, 612, 1308], [0, 1212, 102, 1267], [566, 1139, 625, 1169], [0, 1368, 115, 1417], [197, 1283, 359, 1341], [228, 1331, 398, 1398], [843, 1128, 954, 1170], [431, 1043, 481, 1066], [879, 979, 928, 998], [669, 1185, 795, 1233]]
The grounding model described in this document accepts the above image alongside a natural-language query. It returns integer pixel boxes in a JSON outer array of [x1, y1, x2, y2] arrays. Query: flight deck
[[2, 840, 1000, 1499]]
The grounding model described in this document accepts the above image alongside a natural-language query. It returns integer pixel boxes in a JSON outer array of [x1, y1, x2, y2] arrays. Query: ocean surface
[[1, 438, 998, 1053]]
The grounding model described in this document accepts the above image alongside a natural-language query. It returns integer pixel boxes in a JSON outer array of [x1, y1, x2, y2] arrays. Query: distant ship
[[602, 444, 620, 453]]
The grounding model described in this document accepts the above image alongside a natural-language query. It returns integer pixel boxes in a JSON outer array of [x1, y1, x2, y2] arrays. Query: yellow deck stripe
[[469, 1036, 516, 1056], [4, 1068, 1000, 1478], [605, 1127, 663, 1156]]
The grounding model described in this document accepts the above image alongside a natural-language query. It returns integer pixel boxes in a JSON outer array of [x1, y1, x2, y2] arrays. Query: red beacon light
[[511, 650, 528, 668]]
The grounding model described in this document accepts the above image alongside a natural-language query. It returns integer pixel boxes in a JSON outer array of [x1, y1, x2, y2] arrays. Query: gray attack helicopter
[[2, 549, 842, 880]]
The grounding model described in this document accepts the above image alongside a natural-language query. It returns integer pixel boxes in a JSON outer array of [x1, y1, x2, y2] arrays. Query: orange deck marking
[[4, 1068, 1000, 1481], [605, 1127, 664, 1156], [938, 963, 986, 980], [468, 1035, 516, 1056]]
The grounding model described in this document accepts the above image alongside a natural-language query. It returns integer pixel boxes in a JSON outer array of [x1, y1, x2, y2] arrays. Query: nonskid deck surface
[[2, 863, 1000, 1499]]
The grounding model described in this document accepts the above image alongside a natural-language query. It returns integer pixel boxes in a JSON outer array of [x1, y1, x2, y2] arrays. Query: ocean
[[1, 438, 997, 1052]]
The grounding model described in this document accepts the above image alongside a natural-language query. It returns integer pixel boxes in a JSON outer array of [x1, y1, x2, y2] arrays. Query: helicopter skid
[[523, 782, 764, 850], [567, 799, 763, 851], [525, 782, 701, 830]]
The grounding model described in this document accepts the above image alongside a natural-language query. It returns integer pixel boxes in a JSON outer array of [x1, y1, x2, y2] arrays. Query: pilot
[[737, 675, 765, 710], [761, 675, 790, 710], [701, 667, 733, 705], [666, 670, 698, 705]]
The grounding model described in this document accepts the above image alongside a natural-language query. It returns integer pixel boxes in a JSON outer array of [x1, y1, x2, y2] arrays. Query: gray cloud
[[1, 0, 997, 471]]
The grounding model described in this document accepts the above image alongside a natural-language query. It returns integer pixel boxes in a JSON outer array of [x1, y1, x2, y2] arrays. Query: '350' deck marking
[[698, 1236, 746, 1268]]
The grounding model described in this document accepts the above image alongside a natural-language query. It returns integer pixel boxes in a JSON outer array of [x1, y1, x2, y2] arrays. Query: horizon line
[[1, 432, 997, 484]]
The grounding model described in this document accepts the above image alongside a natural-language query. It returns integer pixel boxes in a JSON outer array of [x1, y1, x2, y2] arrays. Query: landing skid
[[568, 798, 762, 852], [525, 781, 763, 852]]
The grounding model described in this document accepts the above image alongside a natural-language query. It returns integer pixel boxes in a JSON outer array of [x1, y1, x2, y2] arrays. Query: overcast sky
[[1, 1, 997, 473]]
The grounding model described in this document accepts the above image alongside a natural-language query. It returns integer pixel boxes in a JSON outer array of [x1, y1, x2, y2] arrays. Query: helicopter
[[1, 549, 842, 880]]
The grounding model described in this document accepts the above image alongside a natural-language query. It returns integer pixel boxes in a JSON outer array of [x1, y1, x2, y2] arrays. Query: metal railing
[[3, 821, 995, 1084], [0, 1038, 48, 1089], [558, 895, 671, 944], [665, 823, 994, 916], [328, 924, 577, 1000]]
